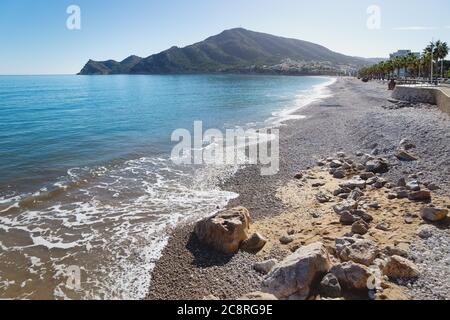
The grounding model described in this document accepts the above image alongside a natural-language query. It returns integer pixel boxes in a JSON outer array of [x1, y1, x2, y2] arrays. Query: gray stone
[[336, 237, 378, 266], [330, 160, 343, 168], [396, 149, 418, 161], [330, 262, 372, 290], [365, 159, 389, 174], [254, 259, 278, 275], [319, 273, 342, 298], [333, 200, 358, 214], [262, 242, 331, 299], [406, 181, 420, 191], [416, 225, 435, 239], [339, 178, 366, 190], [316, 192, 332, 203], [348, 188, 364, 201], [360, 172, 375, 180], [279, 235, 294, 245], [333, 170, 346, 179]]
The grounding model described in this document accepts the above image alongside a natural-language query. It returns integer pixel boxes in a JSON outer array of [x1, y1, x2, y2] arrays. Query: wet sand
[[147, 77, 450, 300]]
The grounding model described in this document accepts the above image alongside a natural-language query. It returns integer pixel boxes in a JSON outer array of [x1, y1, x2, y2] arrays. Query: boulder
[[333, 187, 351, 197], [383, 256, 420, 279], [360, 172, 375, 180], [262, 242, 331, 299], [351, 220, 369, 235], [383, 245, 409, 258], [365, 159, 389, 174], [254, 259, 278, 275], [340, 178, 366, 190], [238, 292, 278, 301], [376, 222, 391, 232], [340, 211, 361, 225], [333, 170, 346, 179], [420, 207, 448, 222], [316, 192, 332, 203], [330, 160, 343, 168], [352, 209, 374, 223], [330, 262, 372, 290], [406, 181, 420, 191], [194, 207, 250, 254], [408, 191, 431, 202], [319, 273, 342, 298], [395, 149, 418, 161], [416, 225, 435, 239], [348, 188, 364, 201], [241, 232, 267, 252], [333, 200, 358, 214], [279, 235, 294, 245], [336, 238, 378, 266]]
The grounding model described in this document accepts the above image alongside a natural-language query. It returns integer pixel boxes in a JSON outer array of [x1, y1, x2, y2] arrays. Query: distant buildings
[[389, 50, 420, 60]]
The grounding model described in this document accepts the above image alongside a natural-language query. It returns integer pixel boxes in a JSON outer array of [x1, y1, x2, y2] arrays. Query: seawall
[[392, 85, 450, 115]]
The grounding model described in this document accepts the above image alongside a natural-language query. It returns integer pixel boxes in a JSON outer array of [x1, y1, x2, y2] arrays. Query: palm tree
[[424, 42, 436, 80], [435, 40, 449, 79]]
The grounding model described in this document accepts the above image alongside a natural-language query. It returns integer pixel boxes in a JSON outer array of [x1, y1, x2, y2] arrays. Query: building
[[389, 50, 421, 77], [390, 50, 421, 60]]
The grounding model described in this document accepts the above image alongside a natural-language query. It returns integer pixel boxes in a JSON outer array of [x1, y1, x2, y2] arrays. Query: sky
[[0, 0, 449, 74]]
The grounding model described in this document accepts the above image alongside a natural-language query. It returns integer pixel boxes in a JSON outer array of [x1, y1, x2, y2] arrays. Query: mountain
[[78, 28, 374, 75]]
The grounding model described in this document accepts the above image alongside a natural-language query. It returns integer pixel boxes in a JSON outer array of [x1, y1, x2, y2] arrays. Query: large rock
[[241, 232, 267, 252], [333, 200, 358, 214], [254, 259, 278, 275], [330, 262, 372, 290], [383, 256, 420, 279], [262, 242, 331, 299], [408, 191, 431, 202], [420, 207, 448, 222], [194, 207, 250, 254], [336, 237, 378, 266], [365, 159, 389, 174], [396, 149, 418, 161], [352, 220, 369, 235], [319, 273, 342, 298], [339, 178, 366, 190], [238, 292, 278, 300], [406, 181, 420, 191]]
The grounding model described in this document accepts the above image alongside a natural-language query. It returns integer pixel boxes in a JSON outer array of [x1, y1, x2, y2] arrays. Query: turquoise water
[[0, 74, 332, 299]]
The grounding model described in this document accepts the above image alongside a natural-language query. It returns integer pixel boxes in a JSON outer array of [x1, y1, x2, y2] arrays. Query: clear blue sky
[[0, 0, 449, 74]]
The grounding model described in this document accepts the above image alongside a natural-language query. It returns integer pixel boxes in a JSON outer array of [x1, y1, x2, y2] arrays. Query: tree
[[435, 40, 449, 78]]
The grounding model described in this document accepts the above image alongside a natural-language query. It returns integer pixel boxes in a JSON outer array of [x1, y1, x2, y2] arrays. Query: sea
[[0, 74, 334, 299]]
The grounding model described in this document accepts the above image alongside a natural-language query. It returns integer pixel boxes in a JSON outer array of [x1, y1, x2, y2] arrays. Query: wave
[[267, 76, 336, 126], [0, 76, 335, 300]]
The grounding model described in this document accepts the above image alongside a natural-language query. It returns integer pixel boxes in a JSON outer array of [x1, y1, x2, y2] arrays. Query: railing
[[396, 78, 449, 87]]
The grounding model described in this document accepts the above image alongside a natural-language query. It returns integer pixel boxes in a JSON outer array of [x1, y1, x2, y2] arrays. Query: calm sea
[[0, 74, 333, 299]]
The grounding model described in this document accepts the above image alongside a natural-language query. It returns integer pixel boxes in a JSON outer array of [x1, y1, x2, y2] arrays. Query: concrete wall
[[392, 86, 450, 115]]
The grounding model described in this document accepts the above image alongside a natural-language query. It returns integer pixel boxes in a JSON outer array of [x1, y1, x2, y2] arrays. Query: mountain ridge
[[78, 28, 375, 75]]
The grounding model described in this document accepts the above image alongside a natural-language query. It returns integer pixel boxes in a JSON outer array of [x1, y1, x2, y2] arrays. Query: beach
[[148, 77, 450, 300]]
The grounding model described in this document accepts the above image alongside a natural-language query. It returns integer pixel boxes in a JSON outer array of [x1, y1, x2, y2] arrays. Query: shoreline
[[147, 77, 450, 300]]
